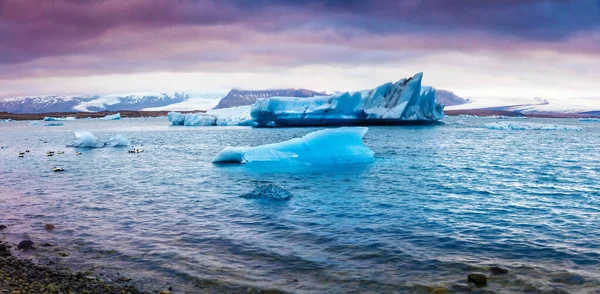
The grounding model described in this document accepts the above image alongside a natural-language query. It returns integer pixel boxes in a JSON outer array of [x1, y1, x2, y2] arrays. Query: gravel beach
[[0, 241, 148, 294]]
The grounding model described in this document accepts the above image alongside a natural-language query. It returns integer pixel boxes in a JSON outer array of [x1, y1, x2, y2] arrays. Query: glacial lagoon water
[[1, 117, 599, 293]]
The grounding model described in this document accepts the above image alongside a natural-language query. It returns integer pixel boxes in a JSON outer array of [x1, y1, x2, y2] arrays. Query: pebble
[[17, 240, 34, 250], [57, 251, 69, 257], [468, 272, 488, 286], [44, 223, 56, 231]]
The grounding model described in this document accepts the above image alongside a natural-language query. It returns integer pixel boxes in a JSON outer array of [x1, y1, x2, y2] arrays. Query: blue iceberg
[[213, 127, 374, 165], [100, 113, 121, 120], [250, 72, 443, 127], [67, 131, 129, 148], [168, 112, 217, 126]]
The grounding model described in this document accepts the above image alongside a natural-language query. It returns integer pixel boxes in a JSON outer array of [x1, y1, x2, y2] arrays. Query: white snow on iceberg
[[213, 127, 374, 165], [484, 122, 583, 131], [67, 131, 129, 148], [250, 72, 443, 127], [100, 113, 121, 120]]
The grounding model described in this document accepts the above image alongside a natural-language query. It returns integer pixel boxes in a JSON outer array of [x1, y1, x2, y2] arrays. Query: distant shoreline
[[1, 109, 599, 122], [444, 109, 600, 118], [0, 110, 205, 121]]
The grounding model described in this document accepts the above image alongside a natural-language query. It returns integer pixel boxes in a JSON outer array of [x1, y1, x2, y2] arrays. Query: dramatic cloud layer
[[0, 0, 599, 100]]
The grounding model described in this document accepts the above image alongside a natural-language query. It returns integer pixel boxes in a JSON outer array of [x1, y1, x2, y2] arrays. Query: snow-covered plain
[[446, 96, 599, 114]]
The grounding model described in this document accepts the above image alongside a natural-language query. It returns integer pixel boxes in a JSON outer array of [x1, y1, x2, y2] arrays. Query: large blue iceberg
[[250, 72, 443, 127], [213, 127, 374, 165]]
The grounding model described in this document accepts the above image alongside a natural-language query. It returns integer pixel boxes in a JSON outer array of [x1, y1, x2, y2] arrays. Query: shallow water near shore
[[1, 116, 600, 293]]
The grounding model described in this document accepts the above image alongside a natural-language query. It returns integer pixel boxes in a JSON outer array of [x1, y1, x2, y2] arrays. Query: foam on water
[[484, 121, 583, 130]]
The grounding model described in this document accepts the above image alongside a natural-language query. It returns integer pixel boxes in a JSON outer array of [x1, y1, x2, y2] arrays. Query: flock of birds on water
[[10, 140, 144, 172]]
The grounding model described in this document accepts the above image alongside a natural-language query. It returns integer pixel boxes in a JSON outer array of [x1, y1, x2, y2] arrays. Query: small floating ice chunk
[[106, 134, 129, 147], [67, 131, 130, 148], [579, 117, 600, 122], [484, 122, 582, 131], [44, 116, 75, 121], [213, 127, 375, 165], [43, 123, 63, 126], [67, 131, 105, 148], [29, 121, 41, 126], [168, 112, 217, 126], [240, 184, 293, 200], [100, 113, 121, 120]]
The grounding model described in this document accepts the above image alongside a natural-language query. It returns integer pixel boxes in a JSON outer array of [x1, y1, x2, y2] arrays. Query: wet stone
[[468, 272, 488, 286], [17, 240, 34, 250], [0, 224, 7, 230], [490, 266, 509, 275], [44, 224, 56, 231]]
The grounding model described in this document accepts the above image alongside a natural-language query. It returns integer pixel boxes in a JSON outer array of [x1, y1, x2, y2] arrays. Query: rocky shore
[[0, 240, 149, 294]]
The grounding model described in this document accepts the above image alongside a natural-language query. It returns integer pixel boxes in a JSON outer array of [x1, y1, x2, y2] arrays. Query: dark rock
[[57, 251, 69, 257], [468, 272, 487, 286], [240, 184, 293, 201], [490, 266, 509, 275], [0, 243, 10, 256], [41, 242, 56, 247], [0, 224, 7, 230], [44, 223, 56, 230], [17, 240, 34, 250]]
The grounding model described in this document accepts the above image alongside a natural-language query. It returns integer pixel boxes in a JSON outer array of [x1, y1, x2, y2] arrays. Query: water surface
[[1, 117, 599, 293]]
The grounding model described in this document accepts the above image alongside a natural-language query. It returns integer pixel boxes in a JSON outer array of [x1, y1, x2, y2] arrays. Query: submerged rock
[[432, 287, 449, 294], [468, 272, 487, 286], [17, 240, 34, 250], [44, 223, 56, 231], [489, 266, 509, 275], [0, 224, 7, 230], [240, 184, 293, 201]]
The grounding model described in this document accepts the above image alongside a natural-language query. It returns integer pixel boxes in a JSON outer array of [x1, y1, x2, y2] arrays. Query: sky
[[0, 0, 599, 105]]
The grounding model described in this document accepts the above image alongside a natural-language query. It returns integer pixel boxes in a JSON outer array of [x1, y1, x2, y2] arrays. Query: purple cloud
[[0, 0, 598, 79]]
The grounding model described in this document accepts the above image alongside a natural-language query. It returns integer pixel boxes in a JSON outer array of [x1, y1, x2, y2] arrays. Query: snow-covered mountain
[[0, 93, 188, 113], [214, 89, 327, 109], [0, 87, 470, 114], [215, 88, 469, 110]]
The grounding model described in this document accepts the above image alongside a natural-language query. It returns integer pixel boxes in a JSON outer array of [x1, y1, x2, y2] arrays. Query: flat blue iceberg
[[213, 127, 374, 165], [168, 112, 217, 126], [67, 131, 129, 148], [250, 72, 443, 127], [100, 113, 121, 120]]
